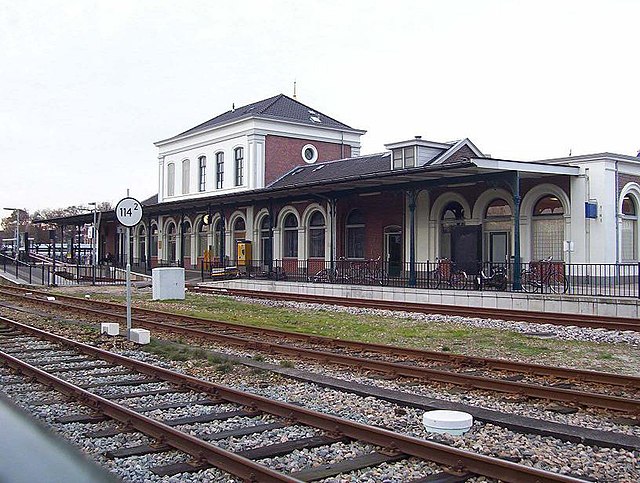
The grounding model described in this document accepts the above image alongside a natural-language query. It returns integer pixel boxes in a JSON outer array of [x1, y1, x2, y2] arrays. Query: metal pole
[[15, 210, 20, 261], [513, 172, 522, 290], [408, 190, 417, 287], [126, 225, 132, 340], [76, 224, 81, 283], [51, 230, 56, 286], [92, 204, 97, 285]]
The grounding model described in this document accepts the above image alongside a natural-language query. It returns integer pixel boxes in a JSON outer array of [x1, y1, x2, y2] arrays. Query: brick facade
[[442, 145, 478, 164], [618, 173, 640, 197], [264, 135, 351, 185], [336, 192, 404, 259]]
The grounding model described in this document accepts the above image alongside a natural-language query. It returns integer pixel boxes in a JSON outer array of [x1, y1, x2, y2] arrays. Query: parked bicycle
[[310, 256, 383, 285], [520, 256, 568, 293], [476, 264, 508, 291], [428, 258, 471, 289]]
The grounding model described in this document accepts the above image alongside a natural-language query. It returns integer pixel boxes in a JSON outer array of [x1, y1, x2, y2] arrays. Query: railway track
[[2, 286, 639, 417], [0, 315, 590, 483], [188, 285, 640, 333]]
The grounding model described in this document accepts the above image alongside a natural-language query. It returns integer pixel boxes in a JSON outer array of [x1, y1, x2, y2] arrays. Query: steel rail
[[194, 286, 639, 332], [2, 287, 638, 389], [0, 350, 298, 482], [2, 293, 639, 414], [0, 316, 587, 483]]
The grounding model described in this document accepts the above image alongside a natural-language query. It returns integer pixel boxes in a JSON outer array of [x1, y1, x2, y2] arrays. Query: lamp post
[[88, 202, 97, 285], [3, 208, 21, 259]]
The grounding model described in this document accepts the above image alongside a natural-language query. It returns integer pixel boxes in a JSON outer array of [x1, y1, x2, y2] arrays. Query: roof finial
[[231, 102, 235, 112], [293, 80, 297, 99]]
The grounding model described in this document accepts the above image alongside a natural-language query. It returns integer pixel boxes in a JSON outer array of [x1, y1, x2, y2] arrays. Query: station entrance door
[[384, 226, 402, 277], [451, 225, 482, 274]]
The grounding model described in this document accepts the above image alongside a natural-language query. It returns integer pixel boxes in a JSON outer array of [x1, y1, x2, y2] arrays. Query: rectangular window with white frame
[[392, 147, 415, 169], [216, 152, 224, 189], [167, 163, 175, 197], [182, 159, 190, 194], [235, 147, 244, 186], [198, 156, 206, 192]]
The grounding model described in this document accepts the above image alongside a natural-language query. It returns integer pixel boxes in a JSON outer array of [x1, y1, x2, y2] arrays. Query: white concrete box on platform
[[152, 267, 185, 300], [130, 328, 150, 344], [100, 323, 119, 336]]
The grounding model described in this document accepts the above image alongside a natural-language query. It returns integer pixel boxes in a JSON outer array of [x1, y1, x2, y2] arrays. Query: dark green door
[[386, 231, 402, 277]]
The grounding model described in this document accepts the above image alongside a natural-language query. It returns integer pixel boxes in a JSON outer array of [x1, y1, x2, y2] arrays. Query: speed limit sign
[[115, 197, 143, 227]]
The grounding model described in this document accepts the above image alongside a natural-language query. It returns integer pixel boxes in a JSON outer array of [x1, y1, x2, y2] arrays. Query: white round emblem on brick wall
[[302, 144, 318, 164]]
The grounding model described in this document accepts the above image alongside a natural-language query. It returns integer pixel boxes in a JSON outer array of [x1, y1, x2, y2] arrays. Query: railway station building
[[47, 94, 640, 284]]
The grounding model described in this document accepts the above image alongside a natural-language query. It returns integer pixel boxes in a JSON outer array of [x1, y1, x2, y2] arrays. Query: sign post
[[115, 196, 143, 340]]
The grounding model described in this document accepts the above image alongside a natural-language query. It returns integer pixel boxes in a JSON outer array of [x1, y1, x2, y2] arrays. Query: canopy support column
[[408, 190, 417, 287], [508, 172, 522, 290]]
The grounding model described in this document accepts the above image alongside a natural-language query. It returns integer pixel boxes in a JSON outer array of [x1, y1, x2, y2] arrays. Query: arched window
[[283, 213, 298, 258], [182, 159, 190, 194], [235, 147, 244, 186], [216, 152, 224, 189], [621, 194, 638, 261], [167, 163, 175, 197], [346, 209, 365, 259], [138, 225, 146, 263], [440, 201, 464, 260], [260, 215, 272, 263], [308, 211, 325, 258], [198, 156, 206, 192], [233, 217, 246, 260], [212, 219, 222, 261], [150, 224, 158, 257], [485, 199, 512, 218], [197, 219, 208, 257], [532, 195, 565, 260], [167, 223, 177, 262], [182, 221, 192, 258]]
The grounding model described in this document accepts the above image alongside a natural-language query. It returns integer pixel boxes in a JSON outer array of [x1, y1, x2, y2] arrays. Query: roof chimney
[[415, 135, 422, 140], [637, 149, 640, 158]]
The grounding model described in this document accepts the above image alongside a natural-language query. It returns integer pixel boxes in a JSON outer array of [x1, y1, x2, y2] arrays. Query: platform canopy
[[35, 156, 580, 225]]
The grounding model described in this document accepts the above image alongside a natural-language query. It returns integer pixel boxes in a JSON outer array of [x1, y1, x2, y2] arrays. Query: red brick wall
[[101, 221, 117, 261], [618, 174, 640, 196], [336, 192, 404, 259], [441, 145, 478, 164], [264, 135, 351, 185]]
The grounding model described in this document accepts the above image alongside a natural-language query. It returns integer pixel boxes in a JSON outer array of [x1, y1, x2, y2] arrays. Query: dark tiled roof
[[268, 153, 391, 189], [174, 94, 356, 138], [141, 194, 158, 206]]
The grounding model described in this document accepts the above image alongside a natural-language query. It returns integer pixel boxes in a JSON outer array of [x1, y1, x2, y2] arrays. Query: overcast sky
[[1, 0, 639, 215]]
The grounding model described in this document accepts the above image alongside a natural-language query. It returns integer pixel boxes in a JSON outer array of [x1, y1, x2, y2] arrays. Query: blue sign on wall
[[585, 202, 598, 219]]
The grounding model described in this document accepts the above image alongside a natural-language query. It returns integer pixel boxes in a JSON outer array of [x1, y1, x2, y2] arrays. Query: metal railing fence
[[1, 252, 126, 286], [200, 257, 640, 298]]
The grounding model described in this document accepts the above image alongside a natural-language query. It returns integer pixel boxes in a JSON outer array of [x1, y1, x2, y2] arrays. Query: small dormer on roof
[[384, 136, 483, 170], [385, 136, 453, 170]]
